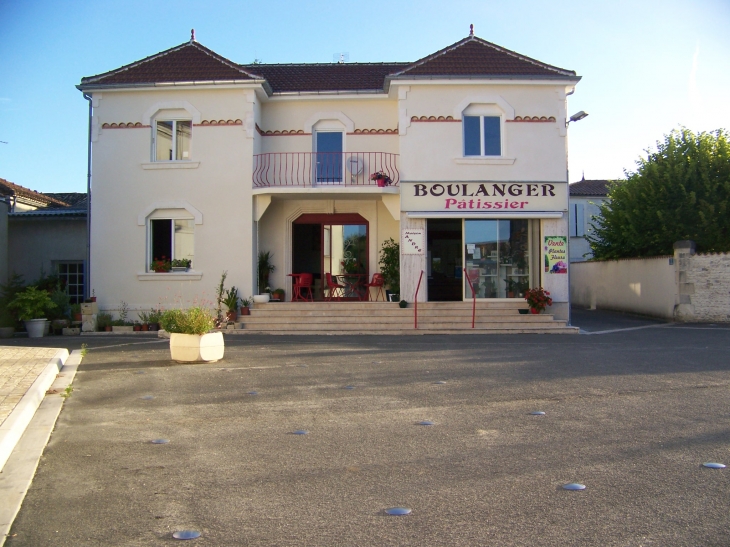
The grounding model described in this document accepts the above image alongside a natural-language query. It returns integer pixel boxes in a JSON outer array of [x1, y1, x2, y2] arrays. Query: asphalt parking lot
[[5, 309, 730, 546]]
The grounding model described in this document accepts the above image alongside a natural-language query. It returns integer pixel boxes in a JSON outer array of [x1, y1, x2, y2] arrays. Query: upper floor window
[[149, 217, 194, 271], [463, 115, 501, 157], [154, 120, 191, 161]]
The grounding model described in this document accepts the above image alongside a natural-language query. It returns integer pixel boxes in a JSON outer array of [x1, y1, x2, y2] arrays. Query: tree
[[587, 128, 730, 259]]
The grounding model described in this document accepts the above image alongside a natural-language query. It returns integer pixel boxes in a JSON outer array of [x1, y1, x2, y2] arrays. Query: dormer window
[[153, 120, 191, 161]]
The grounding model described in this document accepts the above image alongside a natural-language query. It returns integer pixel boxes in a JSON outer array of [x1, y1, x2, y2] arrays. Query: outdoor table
[[336, 274, 366, 300]]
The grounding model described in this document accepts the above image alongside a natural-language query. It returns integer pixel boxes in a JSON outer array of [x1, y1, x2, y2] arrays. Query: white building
[[568, 179, 609, 262], [78, 29, 581, 321]]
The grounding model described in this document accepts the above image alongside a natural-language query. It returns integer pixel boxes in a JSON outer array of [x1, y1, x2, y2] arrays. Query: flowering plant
[[524, 287, 552, 312], [150, 256, 171, 272], [171, 258, 191, 268], [369, 171, 392, 185], [340, 257, 359, 274]]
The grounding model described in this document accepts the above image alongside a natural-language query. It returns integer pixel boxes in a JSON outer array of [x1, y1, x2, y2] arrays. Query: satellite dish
[[346, 156, 364, 175]]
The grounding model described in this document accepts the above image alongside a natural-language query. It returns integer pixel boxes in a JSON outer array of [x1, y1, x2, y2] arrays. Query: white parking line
[[581, 323, 673, 335]]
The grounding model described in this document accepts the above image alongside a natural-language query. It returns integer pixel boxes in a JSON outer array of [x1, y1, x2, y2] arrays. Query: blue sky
[[1, 0, 728, 193]]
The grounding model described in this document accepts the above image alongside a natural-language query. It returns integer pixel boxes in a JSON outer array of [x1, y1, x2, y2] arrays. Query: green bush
[[159, 307, 215, 335], [379, 238, 400, 292], [8, 287, 56, 321]]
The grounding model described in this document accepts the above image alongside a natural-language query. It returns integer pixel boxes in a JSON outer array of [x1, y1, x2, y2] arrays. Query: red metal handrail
[[253, 152, 399, 188], [463, 268, 476, 329], [414, 270, 424, 329]]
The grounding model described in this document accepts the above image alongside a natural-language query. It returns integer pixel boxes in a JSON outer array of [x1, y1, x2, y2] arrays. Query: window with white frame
[[148, 215, 195, 270], [462, 104, 503, 157], [55, 261, 85, 304], [153, 119, 191, 161]]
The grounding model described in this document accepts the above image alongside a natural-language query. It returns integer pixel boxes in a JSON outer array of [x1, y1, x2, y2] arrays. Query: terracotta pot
[[89, 297, 97, 302], [73, 313, 82, 322], [105, 326, 112, 331], [530, 308, 539, 314], [240, 307, 251, 316], [133, 325, 141, 331], [226, 311, 237, 322], [141, 323, 149, 331]]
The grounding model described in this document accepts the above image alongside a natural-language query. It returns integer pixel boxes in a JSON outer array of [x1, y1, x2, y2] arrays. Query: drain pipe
[[83, 93, 93, 300]]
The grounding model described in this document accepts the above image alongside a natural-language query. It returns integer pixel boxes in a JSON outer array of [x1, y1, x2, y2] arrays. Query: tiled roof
[[0, 178, 70, 207], [79, 33, 578, 93], [569, 179, 611, 196], [391, 35, 577, 79], [239, 63, 408, 93], [45, 192, 88, 210], [80, 41, 261, 87]]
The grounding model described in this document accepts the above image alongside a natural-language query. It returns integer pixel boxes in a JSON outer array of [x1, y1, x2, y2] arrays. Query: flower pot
[[141, 323, 149, 331], [104, 326, 112, 332], [226, 310, 237, 322], [149, 323, 159, 331], [171, 266, 189, 272], [240, 307, 251, 316], [25, 318, 47, 338], [518, 309, 529, 315], [376, 179, 386, 188], [253, 294, 270, 304], [0, 326, 14, 338], [73, 313, 82, 322], [273, 293, 285, 302], [530, 308, 540, 314], [133, 325, 141, 332], [169, 332, 224, 363]]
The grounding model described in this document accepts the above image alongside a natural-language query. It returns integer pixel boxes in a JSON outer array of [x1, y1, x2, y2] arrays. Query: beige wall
[[8, 217, 87, 283], [571, 257, 676, 319]]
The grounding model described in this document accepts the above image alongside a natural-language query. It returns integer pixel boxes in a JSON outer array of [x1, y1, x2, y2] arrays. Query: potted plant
[[257, 251, 275, 296], [70, 303, 82, 322], [8, 286, 56, 338], [271, 288, 285, 302], [112, 301, 134, 332], [171, 258, 191, 272], [524, 287, 552, 314], [370, 170, 393, 188], [150, 256, 172, 273], [223, 286, 239, 321], [160, 307, 224, 363], [379, 238, 400, 301], [148, 309, 162, 331], [504, 278, 518, 298], [399, 299, 408, 309], [240, 296, 252, 316], [96, 312, 112, 332]]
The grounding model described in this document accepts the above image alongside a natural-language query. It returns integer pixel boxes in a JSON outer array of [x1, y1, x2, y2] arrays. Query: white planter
[[112, 326, 134, 333], [24, 318, 47, 338], [169, 332, 224, 363], [253, 294, 270, 304]]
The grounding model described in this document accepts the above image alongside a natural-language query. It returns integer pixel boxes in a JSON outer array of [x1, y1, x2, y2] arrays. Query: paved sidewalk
[[0, 347, 69, 472]]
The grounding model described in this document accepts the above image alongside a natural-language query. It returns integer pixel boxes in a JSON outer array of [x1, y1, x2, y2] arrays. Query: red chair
[[364, 273, 385, 302], [325, 273, 345, 301], [293, 273, 314, 302]]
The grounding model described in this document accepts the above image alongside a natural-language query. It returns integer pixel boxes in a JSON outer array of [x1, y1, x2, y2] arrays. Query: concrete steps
[[231, 301, 578, 335]]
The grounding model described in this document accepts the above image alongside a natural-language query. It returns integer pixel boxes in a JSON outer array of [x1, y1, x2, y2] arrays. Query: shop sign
[[400, 182, 567, 212], [402, 229, 425, 255], [544, 236, 567, 273]]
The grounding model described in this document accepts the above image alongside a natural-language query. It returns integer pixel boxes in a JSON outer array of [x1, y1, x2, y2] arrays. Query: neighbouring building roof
[[45, 192, 88, 210], [569, 179, 611, 197], [0, 177, 71, 208], [79, 31, 579, 93]]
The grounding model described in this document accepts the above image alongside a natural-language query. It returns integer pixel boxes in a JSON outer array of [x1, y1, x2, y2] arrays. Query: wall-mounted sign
[[400, 182, 567, 212], [403, 229, 425, 255], [544, 235, 567, 273]]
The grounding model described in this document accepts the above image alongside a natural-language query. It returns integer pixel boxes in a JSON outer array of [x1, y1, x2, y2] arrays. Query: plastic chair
[[293, 273, 314, 302], [364, 273, 385, 302], [325, 273, 345, 301]]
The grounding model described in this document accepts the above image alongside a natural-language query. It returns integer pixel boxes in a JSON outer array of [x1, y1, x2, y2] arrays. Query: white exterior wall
[[89, 87, 256, 316]]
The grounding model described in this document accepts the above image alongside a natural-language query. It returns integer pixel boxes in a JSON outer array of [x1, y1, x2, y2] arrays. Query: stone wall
[[674, 241, 730, 322]]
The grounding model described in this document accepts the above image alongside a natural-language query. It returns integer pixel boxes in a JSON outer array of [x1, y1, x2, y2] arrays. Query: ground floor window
[[149, 218, 194, 270], [427, 218, 535, 301], [55, 261, 85, 304]]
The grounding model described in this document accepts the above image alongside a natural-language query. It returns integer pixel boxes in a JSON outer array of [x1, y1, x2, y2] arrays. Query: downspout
[[83, 93, 93, 300]]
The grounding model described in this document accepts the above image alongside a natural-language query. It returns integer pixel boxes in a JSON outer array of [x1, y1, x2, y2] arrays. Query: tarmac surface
[[3, 309, 730, 546]]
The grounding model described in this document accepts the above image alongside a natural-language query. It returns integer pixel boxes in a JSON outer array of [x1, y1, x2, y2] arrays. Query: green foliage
[[48, 290, 71, 320], [257, 251, 275, 293], [588, 128, 730, 259], [96, 312, 112, 331], [0, 274, 26, 325], [159, 307, 216, 335], [378, 238, 400, 291], [8, 286, 56, 320], [215, 271, 227, 327], [223, 286, 239, 310]]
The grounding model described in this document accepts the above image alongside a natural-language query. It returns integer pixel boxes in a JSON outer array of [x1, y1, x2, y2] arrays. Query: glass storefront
[[464, 219, 530, 298]]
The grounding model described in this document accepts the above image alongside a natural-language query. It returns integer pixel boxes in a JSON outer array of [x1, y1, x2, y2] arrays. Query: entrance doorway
[[293, 214, 368, 299], [427, 219, 463, 301]]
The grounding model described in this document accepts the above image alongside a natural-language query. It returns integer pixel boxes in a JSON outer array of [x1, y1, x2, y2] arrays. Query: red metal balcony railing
[[253, 152, 399, 188]]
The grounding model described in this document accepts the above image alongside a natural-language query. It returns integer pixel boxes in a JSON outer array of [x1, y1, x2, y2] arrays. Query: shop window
[[55, 261, 85, 304], [153, 120, 191, 161], [149, 218, 194, 270]]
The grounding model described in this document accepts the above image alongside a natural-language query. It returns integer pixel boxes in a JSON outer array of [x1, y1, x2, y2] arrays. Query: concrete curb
[[0, 349, 80, 546], [0, 348, 68, 473]]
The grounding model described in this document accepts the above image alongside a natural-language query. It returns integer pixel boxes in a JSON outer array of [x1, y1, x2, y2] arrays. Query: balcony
[[253, 152, 399, 188]]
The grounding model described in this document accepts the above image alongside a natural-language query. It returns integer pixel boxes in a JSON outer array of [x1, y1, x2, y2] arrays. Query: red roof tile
[[393, 36, 577, 79], [0, 178, 71, 207], [80, 41, 261, 86], [80, 34, 578, 92]]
